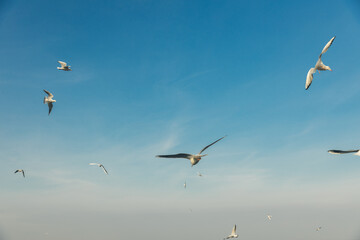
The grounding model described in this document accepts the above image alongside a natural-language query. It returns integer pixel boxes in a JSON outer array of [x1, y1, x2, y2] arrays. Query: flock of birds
[[12, 36, 355, 239]]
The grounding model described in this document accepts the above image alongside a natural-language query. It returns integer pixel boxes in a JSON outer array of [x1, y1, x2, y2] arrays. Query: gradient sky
[[2, 0, 360, 240]]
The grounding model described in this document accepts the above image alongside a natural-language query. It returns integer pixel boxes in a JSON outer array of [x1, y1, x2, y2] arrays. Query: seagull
[[305, 36, 335, 90], [328, 149, 360, 156], [57, 61, 72, 71], [224, 225, 238, 239], [197, 172, 203, 177], [14, 169, 25, 178], [156, 136, 226, 167], [184, 181, 186, 188], [43, 89, 56, 115], [89, 163, 108, 175], [267, 215, 272, 220], [316, 226, 322, 231]]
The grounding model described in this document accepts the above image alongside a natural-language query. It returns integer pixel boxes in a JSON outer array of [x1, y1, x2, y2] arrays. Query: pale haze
[[1, 1, 360, 240]]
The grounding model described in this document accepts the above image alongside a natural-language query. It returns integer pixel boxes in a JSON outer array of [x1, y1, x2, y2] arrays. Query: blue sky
[[1, 0, 360, 240]]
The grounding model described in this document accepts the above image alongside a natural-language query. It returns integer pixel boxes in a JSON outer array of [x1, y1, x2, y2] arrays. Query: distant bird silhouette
[[224, 225, 238, 239], [89, 163, 108, 175], [43, 89, 56, 115], [156, 136, 226, 166], [328, 149, 360, 156], [57, 61, 72, 71], [305, 36, 335, 90], [14, 169, 25, 178]]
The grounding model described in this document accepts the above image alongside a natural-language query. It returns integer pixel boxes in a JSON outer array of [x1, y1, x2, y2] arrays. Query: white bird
[[156, 136, 226, 167], [14, 169, 25, 178], [316, 226, 322, 231], [184, 181, 186, 188], [328, 149, 360, 156], [305, 36, 335, 90], [57, 61, 72, 71], [43, 89, 56, 115], [89, 163, 108, 175], [267, 215, 272, 220], [197, 172, 203, 177], [224, 225, 238, 239]]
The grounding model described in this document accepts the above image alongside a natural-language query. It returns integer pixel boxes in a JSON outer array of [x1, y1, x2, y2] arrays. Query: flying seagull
[[316, 226, 322, 231], [224, 225, 238, 239], [184, 181, 186, 189], [57, 61, 72, 71], [43, 89, 56, 115], [14, 169, 25, 178], [89, 163, 108, 175], [328, 149, 360, 156], [197, 172, 203, 177], [305, 36, 335, 90], [156, 136, 226, 166], [267, 215, 272, 220]]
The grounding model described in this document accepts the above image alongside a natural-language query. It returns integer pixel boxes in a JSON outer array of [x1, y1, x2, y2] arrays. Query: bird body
[[267, 215, 272, 220], [156, 136, 226, 166], [57, 61, 72, 71], [14, 169, 25, 178], [43, 89, 56, 115], [305, 36, 335, 90]]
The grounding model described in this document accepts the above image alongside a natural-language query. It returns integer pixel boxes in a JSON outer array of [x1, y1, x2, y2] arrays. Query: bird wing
[[48, 102, 53, 115], [231, 225, 236, 235], [319, 36, 335, 59], [14, 170, 19, 173], [156, 153, 192, 159], [89, 163, 100, 166], [100, 165, 108, 175], [22, 171, 25, 178], [199, 136, 226, 154], [328, 150, 360, 154], [58, 61, 67, 67], [305, 68, 316, 90], [43, 89, 53, 98]]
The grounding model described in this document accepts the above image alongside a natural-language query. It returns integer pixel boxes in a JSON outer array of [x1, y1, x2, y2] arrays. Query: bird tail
[[43, 97, 46, 104], [354, 151, 360, 156]]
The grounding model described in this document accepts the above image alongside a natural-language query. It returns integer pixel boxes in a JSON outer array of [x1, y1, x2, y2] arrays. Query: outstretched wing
[[58, 61, 67, 67], [319, 36, 335, 59], [14, 170, 19, 174], [89, 163, 100, 166], [48, 102, 53, 115], [22, 171, 25, 178], [156, 153, 192, 159], [100, 165, 108, 175], [199, 136, 226, 154], [328, 149, 359, 154], [305, 68, 316, 90], [231, 225, 236, 235], [43, 89, 53, 98]]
